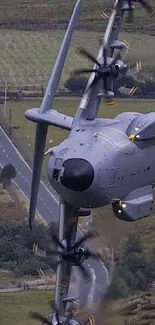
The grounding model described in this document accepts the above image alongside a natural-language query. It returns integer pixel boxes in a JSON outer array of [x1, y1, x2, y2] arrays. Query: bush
[[14, 257, 49, 276], [0, 261, 17, 271], [0, 163, 17, 188], [106, 276, 129, 299], [64, 77, 88, 95], [0, 220, 59, 275], [109, 233, 155, 299], [121, 236, 155, 291], [123, 234, 143, 255], [64, 74, 155, 99], [115, 265, 138, 292]]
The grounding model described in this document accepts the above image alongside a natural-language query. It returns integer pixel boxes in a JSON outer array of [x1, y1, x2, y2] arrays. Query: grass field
[[0, 29, 155, 87], [0, 0, 154, 33], [0, 184, 25, 220], [1, 287, 155, 325], [0, 291, 53, 325], [0, 272, 17, 286]]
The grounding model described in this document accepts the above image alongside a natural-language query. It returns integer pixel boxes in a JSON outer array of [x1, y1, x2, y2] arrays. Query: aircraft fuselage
[[48, 112, 155, 213]]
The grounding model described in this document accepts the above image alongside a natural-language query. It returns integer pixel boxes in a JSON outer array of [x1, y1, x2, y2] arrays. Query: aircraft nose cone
[[60, 158, 94, 191]]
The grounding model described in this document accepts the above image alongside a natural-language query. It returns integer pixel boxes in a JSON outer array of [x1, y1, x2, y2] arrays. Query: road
[[0, 285, 55, 293], [0, 126, 110, 307]]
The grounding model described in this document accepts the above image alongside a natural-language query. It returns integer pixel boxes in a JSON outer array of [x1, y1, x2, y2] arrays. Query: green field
[[0, 29, 154, 87], [0, 0, 154, 33], [0, 272, 17, 286], [1, 288, 155, 325], [0, 291, 53, 325]]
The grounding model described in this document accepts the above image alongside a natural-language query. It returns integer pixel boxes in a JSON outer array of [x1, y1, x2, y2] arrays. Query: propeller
[[74, 47, 141, 102], [117, 59, 141, 96], [74, 47, 122, 101], [125, 0, 154, 24], [33, 224, 101, 282], [30, 312, 53, 325], [30, 305, 73, 325], [84, 316, 96, 325], [30, 299, 78, 325], [118, 85, 138, 96]]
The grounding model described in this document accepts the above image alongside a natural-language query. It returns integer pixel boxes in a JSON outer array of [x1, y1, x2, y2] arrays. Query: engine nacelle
[[114, 58, 128, 73], [112, 185, 153, 221]]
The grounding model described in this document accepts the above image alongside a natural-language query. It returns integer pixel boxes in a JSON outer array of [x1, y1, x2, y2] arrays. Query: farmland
[[0, 0, 154, 34], [0, 29, 155, 87]]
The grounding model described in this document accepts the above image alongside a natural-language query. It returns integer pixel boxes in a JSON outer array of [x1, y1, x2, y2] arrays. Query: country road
[[23, 96, 155, 102], [0, 125, 109, 307], [0, 285, 55, 293]]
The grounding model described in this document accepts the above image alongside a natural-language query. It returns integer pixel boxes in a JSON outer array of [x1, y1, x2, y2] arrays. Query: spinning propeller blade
[[77, 47, 101, 67], [75, 46, 137, 101], [27, 0, 82, 229], [30, 302, 75, 325], [100, 11, 109, 20], [126, 60, 142, 75], [33, 225, 100, 283], [30, 312, 52, 325], [125, 0, 154, 24], [72, 69, 98, 76], [72, 231, 96, 250], [51, 234, 65, 250], [55, 307, 62, 325], [139, 0, 153, 15]]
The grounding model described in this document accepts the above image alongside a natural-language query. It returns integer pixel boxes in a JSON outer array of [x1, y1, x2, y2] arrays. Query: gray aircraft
[[26, 0, 155, 324]]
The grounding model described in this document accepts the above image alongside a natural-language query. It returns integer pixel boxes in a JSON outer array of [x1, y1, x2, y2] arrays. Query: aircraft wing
[[25, 108, 73, 131]]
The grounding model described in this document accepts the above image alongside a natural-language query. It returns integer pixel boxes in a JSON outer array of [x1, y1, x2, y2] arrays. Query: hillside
[[0, 0, 154, 34], [94, 291, 155, 325], [0, 183, 27, 221]]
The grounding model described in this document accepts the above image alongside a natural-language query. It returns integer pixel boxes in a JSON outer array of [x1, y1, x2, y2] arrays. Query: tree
[[15, 257, 49, 276], [0, 220, 59, 275], [120, 234, 155, 291], [64, 77, 88, 95], [123, 234, 143, 256], [106, 276, 129, 299], [115, 265, 137, 292], [0, 163, 17, 188]]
